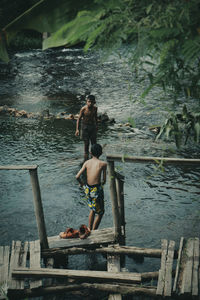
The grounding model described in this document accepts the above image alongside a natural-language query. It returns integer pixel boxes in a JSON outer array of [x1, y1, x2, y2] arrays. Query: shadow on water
[[0, 47, 200, 299]]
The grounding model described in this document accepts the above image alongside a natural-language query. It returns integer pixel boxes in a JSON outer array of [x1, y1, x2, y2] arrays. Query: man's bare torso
[[81, 105, 97, 125]]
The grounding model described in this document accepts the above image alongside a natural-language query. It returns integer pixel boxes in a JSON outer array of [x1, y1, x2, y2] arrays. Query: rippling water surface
[[0, 48, 199, 289]]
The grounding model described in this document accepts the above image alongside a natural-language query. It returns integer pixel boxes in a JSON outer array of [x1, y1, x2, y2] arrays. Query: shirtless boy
[[75, 95, 98, 162], [76, 144, 107, 231]]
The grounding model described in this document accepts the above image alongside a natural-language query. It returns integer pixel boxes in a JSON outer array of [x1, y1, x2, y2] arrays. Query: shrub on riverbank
[[9, 30, 42, 50]]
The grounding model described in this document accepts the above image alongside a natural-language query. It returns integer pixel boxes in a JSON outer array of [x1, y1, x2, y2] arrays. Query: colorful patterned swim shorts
[[84, 183, 104, 215]]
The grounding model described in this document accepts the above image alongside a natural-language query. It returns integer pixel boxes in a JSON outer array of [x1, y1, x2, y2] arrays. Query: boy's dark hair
[[87, 95, 96, 103], [91, 144, 102, 158]]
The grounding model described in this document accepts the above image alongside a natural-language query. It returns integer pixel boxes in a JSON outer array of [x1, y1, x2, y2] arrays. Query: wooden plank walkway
[[174, 237, 200, 297], [0, 236, 199, 299], [156, 239, 175, 297], [48, 227, 116, 249]]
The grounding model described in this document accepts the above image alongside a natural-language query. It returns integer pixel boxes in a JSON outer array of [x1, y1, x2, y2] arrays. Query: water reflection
[[0, 49, 199, 280]]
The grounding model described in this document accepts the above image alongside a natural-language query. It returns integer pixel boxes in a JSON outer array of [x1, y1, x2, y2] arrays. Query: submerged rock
[[0, 106, 115, 124]]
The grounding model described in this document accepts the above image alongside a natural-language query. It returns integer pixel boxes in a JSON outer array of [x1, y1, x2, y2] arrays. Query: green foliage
[[10, 30, 42, 49], [0, 0, 200, 148], [156, 105, 200, 147], [43, 8, 106, 50]]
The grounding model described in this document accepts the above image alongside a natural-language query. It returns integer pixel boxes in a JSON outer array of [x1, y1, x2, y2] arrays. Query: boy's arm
[[95, 107, 98, 130], [102, 163, 107, 185], [75, 163, 86, 186], [75, 108, 84, 136]]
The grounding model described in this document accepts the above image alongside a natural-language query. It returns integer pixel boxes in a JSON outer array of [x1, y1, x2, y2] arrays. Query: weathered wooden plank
[[0, 246, 10, 299], [9, 241, 28, 290], [21, 242, 29, 268], [8, 241, 29, 290], [192, 237, 199, 296], [48, 227, 116, 249], [0, 165, 37, 170], [0, 246, 10, 284], [164, 240, 175, 297], [18, 241, 29, 290], [30, 240, 42, 289], [12, 268, 141, 284], [156, 239, 168, 295], [8, 283, 157, 298], [107, 246, 122, 300], [173, 237, 184, 293], [180, 238, 194, 294], [9, 241, 23, 290], [42, 244, 162, 258]]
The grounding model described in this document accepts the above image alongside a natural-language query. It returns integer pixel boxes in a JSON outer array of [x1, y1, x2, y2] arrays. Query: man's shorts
[[84, 183, 104, 215], [81, 123, 97, 141]]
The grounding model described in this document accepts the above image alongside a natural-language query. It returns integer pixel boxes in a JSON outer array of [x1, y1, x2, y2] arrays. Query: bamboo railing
[[106, 154, 200, 242], [0, 165, 48, 249]]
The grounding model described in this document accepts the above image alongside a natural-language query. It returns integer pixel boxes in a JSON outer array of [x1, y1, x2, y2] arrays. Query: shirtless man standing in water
[[76, 144, 107, 231], [75, 95, 98, 162]]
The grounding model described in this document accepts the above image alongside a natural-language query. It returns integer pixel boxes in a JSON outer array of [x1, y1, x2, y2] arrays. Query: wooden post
[[107, 161, 121, 241], [29, 168, 49, 250], [115, 172, 125, 239]]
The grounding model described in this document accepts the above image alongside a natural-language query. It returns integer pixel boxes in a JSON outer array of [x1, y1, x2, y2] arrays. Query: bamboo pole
[[107, 161, 121, 241], [106, 155, 200, 165], [29, 169, 49, 250], [115, 172, 125, 239]]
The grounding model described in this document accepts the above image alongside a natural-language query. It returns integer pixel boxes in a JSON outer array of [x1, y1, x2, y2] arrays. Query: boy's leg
[[88, 210, 95, 230], [93, 213, 103, 230], [90, 134, 96, 145], [84, 139, 89, 161]]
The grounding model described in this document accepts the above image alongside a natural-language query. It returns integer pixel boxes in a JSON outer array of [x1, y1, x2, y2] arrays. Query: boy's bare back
[[76, 157, 107, 186], [85, 157, 107, 185]]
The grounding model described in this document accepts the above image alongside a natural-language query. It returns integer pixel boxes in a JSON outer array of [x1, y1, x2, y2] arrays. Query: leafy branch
[[156, 105, 200, 147]]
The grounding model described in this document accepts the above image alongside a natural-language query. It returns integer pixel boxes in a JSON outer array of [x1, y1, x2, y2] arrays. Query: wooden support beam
[[106, 154, 200, 165], [107, 244, 122, 300], [107, 161, 121, 240], [42, 245, 163, 258], [12, 267, 141, 284], [115, 172, 125, 240], [0, 165, 38, 170], [8, 283, 157, 298], [29, 169, 49, 250]]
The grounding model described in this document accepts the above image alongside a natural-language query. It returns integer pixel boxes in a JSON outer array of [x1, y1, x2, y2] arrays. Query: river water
[[0, 48, 200, 297]]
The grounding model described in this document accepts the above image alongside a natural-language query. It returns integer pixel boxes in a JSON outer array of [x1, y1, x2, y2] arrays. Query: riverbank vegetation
[[0, 0, 200, 146]]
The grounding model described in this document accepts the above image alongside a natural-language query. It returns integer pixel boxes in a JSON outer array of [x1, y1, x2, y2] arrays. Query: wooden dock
[[0, 235, 199, 299], [1, 157, 200, 299]]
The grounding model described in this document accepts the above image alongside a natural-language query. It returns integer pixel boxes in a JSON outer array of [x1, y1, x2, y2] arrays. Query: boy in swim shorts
[[76, 144, 107, 230], [75, 95, 98, 162]]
